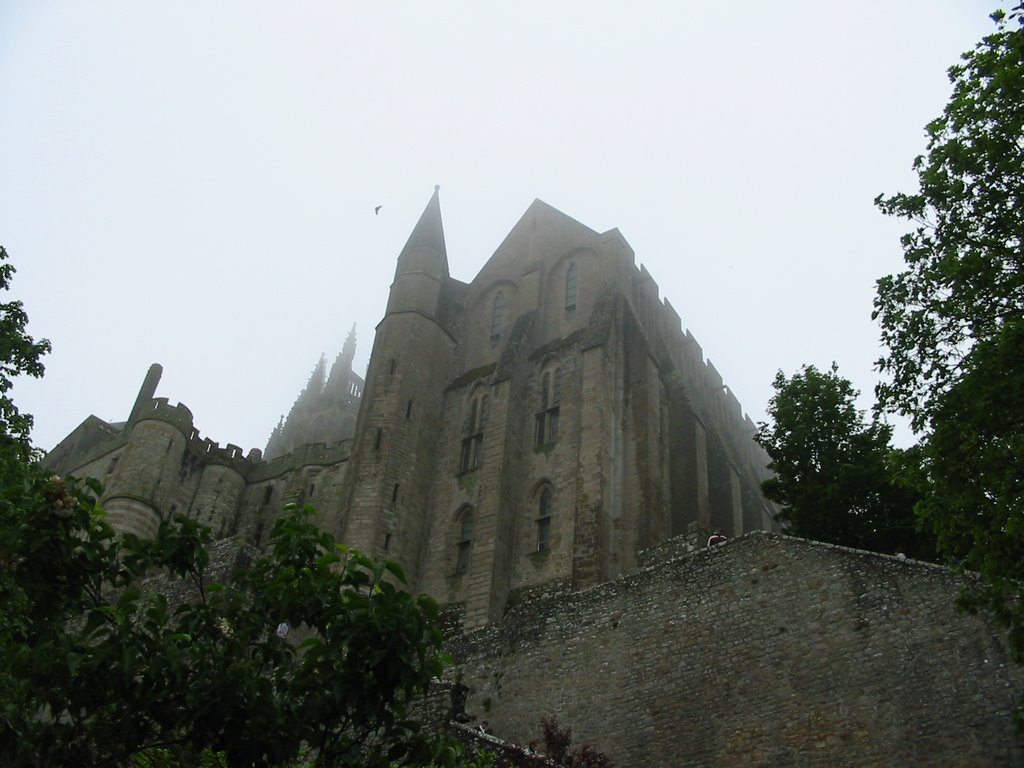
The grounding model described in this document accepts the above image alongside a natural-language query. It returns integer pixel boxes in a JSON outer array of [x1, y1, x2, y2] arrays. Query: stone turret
[[103, 367, 193, 538], [338, 186, 457, 585], [385, 185, 448, 317]]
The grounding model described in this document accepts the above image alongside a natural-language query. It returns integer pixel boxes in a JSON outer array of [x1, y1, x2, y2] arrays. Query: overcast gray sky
[[1, 1, 1004, 455]]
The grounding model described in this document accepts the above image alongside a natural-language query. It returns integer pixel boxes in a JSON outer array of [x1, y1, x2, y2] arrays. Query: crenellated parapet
[[619, 260, 777, 532], [186, 431, 252, 477], [131, 397, 195, 437], [248, 440, 352, 483]]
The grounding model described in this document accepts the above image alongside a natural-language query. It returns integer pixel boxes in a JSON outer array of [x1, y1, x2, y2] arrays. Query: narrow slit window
[[537, 489, 552, 552], [456, 510, 473, 575], [490, 292, 505, 349], [565, 262, 578, 318]]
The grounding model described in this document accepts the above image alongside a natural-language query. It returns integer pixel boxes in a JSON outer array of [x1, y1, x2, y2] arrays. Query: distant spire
[[395, 186, 448, 281], [326, 325, 358, 396], [342, 323, 357, 364], [298, 354, 327, 404], [264, 415, 286, 458]]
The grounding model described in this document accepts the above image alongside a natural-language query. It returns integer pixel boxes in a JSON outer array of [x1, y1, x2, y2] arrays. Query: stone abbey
[[43, 191, 1024, 765], [46, 188, 776, 627]]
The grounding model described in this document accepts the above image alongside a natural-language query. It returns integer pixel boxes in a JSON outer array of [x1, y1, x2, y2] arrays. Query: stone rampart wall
[[446, 532, 1024, 767]]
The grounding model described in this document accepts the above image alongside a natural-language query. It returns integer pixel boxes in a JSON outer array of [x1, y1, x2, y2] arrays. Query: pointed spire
[[264, 415, 286, 459], [395, 185, 448, 281], [342, 323, 357, 365], [297, 354, 327, 405], [326, 325, 357, 396]]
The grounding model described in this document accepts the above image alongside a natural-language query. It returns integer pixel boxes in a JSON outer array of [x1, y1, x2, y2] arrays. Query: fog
[[0, 2, 1004, 453]]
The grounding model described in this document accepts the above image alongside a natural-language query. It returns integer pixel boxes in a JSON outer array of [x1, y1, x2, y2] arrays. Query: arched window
[[535, 364, 562, 447], [537, 488, 553, 552], [565, 262, 578, 319], [459, 391, 488, 472], [456, 509, 473, 575], [490, 292, 505, 349]]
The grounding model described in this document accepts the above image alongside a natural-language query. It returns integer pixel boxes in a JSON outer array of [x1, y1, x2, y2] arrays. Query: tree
[[874, 5, 1024, 429], [1, 493, 462, 768], [755, 364, 930, 558], [873, 5, 1024, 723], [0, 246, 50, 445]]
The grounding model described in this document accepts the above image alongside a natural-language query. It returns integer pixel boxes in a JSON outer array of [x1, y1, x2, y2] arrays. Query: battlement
[[248, 439, 352, 483], [186, 431, 251, 475], [133, 397, 195, 435], [653, 296, 772, 483]]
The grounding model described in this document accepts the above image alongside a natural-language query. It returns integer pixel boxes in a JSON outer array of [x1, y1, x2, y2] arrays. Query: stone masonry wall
[[446, 532, 1024, 767]]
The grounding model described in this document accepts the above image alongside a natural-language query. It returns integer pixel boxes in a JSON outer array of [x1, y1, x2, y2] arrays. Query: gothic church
[[45, 188, 777, 628]]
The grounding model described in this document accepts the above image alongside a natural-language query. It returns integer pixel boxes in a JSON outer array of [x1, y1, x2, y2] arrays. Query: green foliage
[[0, 496, 456, 767], [756, 364, 931, 558], [874, 5, 1024, 725], [0, 245, 51, 446], [874, 5, 1024, 428], [914, 321, 1024, 655]]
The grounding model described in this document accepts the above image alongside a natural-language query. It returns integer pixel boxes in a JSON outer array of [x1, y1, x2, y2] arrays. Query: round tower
[[190, 447, 247, 537], [103, 398, 192, 539]]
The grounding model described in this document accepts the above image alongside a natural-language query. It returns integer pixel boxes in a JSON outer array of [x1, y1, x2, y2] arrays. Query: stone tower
[[337, 186, 458, 578], [335, 189, 776, 627]]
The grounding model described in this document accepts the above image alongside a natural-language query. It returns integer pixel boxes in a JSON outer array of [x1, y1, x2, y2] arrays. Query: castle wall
[[236, 441, 351, 549], [446, 533, 1024, 767]]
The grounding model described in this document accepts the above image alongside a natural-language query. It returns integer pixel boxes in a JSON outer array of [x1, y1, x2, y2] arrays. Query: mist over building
[[42, 190, 1022, 765]]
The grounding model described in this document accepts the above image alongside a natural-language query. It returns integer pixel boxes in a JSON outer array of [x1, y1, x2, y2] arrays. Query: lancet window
[[565, 262, 578, 319], [537, 487, 553, 552], [490, 292, 505, 349], [535, 364, 562, 447], [455, 508, 473, 576], [459, 390, 488, 472]]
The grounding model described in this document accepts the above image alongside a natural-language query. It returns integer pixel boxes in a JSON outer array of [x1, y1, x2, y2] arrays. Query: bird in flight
[[375, 205, 382, 215]]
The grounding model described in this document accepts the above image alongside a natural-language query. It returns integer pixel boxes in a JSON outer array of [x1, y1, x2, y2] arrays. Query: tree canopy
[[755, 363, 929, 558], [873, 4, 1024, 722], [0, 245, 50, 446], [1, 491, 461, 768], [874, 5, 1024, 430]]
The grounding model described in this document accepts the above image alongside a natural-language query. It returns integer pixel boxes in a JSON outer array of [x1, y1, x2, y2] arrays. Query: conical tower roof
[[394, 185, 448, 281]]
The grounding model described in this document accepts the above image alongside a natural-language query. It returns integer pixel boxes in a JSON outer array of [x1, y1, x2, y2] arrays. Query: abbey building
[[43, 191, 1024, 765], [45, 189, 777, 628]]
